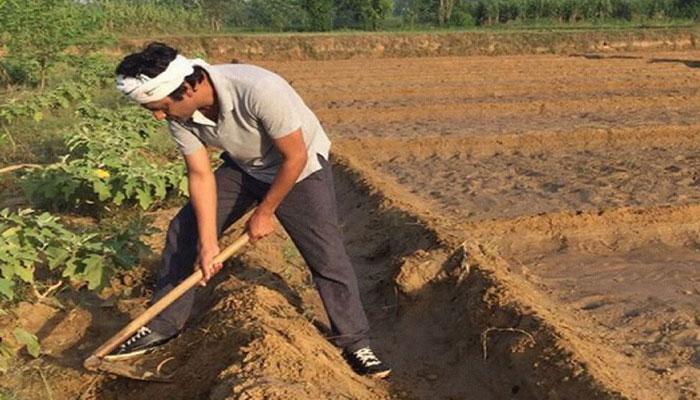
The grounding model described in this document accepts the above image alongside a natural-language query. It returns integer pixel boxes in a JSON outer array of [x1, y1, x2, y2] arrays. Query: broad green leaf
[[154, 180, 166, 199], [83, 255, 104, 290], [178, 177, 189, 195], [93, 180, 111, 202], [62, 259, 77, 279], [45, 246, 70, 270], [113, 191, 125, 206], [0, 264, 15, 279], [0, 278, 15, 301], [1, 227, 20, 238], [135, 188, 152, 210], [14, 265, 34, 283], [13, 328, 40, 358]]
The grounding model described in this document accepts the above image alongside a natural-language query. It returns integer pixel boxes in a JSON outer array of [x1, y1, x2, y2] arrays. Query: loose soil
[[3, 48, 700, 399]]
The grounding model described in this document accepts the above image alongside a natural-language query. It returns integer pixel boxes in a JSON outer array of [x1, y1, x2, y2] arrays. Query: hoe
[[83, 233, 250, 381]]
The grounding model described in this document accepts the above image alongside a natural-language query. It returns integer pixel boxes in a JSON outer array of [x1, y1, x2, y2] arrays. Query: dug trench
[[0, 159, 620, 399], [331, 123, 700, 399], [28, 157, 613, 400], [2, 158, 618, 399]]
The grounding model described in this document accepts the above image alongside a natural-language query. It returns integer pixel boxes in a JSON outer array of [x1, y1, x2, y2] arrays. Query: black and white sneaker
[[104, 326, 174, 361], [342, 347, 392, 379]]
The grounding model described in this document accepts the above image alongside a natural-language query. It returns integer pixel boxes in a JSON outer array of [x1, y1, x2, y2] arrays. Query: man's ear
[[184, 82, 196, 97]]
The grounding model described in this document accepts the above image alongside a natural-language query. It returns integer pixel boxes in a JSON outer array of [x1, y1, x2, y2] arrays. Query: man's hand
[[246, 208, 275, 243], [196, 244, 222, 286]]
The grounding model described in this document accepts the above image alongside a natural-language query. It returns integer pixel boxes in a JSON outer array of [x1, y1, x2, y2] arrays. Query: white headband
[[116, 55, 208, 104]]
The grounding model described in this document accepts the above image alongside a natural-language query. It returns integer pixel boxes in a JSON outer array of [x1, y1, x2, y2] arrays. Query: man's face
[[142, 85, 197, 122]]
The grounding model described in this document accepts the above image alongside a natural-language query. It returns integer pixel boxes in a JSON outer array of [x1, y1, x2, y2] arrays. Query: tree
[[335, 0, 394, 29], [0, 0, 105, 89], [398, 0, 433, 26], [436, 0, 456, 24], [194, 0, 249, 31], [304, 0, 335, 30], [247, 0, 309, 31]]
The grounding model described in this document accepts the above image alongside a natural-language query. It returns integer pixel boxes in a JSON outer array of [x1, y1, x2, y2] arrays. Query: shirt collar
[[190, 110, 217, 127]]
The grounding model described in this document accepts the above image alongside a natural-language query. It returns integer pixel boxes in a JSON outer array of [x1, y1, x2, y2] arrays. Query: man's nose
[[152, 110, 167, 121]]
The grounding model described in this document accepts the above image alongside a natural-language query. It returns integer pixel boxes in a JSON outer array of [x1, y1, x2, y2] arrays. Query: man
[[111, 42, 390, 378]]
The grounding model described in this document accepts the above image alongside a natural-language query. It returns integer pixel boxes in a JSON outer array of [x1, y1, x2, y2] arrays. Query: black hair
[[115, 42, 205, 101]]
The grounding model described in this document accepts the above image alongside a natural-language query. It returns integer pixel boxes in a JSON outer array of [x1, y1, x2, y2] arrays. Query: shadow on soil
[[648, 58, 700, 68]]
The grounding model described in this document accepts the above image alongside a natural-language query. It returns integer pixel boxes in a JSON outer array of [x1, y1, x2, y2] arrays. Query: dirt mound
[[1, 162, 618, 399]]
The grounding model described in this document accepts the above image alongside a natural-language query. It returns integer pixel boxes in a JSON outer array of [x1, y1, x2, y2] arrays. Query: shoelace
[[353, 347, 381, 367], [120, 326, 151, 349]]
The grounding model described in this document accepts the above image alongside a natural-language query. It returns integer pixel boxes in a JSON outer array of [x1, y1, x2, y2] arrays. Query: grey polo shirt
[[168, 64, 331, 183]]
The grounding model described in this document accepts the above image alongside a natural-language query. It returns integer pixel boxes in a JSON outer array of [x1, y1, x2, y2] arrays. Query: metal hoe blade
[[84, 354, 175, 382]]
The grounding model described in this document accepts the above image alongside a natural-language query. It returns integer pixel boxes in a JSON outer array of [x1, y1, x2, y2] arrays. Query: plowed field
[[4, 50, 700, 400], [260, 51, 700, 399]]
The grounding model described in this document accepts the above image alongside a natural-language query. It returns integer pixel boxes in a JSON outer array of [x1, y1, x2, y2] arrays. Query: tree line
[[124, 0, 700, 31], [139, 0, 700, 31]]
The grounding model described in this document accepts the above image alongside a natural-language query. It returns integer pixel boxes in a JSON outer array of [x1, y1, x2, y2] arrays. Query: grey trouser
[[147, 154, 370, 352]]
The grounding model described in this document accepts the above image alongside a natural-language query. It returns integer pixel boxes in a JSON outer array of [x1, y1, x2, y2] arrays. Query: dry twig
[[481, 327, 536, 360], [34, 366, 53, 400], [32, 281, 63, 301], [0, 163, 41, 174]]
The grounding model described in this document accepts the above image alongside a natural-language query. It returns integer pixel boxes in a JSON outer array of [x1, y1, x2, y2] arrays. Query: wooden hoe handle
[[84, 233, 249, 370]]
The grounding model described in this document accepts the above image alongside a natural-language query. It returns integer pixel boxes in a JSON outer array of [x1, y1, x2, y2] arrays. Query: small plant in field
[[0, 208, 150, 370], [0, 55, 114, 126], [0, 325, 41, 372], [0, 208, 149, 300], [20, 103, 188, 211]]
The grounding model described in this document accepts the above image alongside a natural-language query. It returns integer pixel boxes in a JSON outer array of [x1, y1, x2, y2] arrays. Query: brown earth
[[268, 50, 700, 399], [3, 48, 700, 399]]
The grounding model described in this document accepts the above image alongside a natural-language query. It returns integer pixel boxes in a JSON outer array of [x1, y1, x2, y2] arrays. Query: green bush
[[96, 0, 208, 34], [0, 0, 106, 88], [20, 103, 188, 211], [0, 208, 149, 300]]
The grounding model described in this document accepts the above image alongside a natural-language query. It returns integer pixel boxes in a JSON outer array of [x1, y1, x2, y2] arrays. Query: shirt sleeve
[[249, 76, 304, 139], [168, 121, 204, 155]]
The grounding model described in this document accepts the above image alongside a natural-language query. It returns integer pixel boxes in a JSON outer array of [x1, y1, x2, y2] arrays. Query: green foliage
[[96, 0, 208, 34], [0, 0, 107, 88], [0, 338, 13, 372], [398, 0, 436, 26], [0, 209, 150, 370], [248, 0, 310, 31], [196, 0, 248, 31], [336, 0, 395, 29], [465, 0, 693, 24], [394, 0, 694, 26], [20, 103, 188, 211], [12, 328, 40, 358], [304, 0, 336, 30], [0, 208, 148, 300], [0, 82, 91, 126]]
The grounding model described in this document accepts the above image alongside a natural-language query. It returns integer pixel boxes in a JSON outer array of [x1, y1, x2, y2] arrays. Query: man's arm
[[247, 128, 307, 242], [184, 147, 222, 285]]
